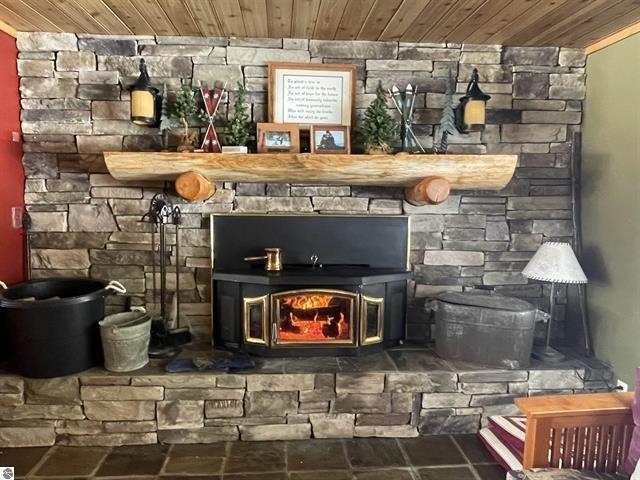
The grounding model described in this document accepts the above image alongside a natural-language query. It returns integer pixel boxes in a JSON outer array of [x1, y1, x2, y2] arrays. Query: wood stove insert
[[211, 214, 410, 356]]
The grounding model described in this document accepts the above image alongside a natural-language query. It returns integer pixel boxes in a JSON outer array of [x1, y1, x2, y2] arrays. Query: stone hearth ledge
[[0, 348, 612, 447]]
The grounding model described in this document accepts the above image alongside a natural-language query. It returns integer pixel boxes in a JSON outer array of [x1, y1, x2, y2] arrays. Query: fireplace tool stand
[[143, 193, 191, 358]]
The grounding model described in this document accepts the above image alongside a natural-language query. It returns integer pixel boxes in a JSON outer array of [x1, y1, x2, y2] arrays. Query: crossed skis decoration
[[389, 84, 425, 153], [199, 83, 226, 153]]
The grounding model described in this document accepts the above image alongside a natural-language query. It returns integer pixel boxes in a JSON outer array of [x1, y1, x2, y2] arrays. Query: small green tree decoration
[[435, 69, 457, 153], [158, 84, 174, 150], [169, 84, 206, 150], [224, 82, 252, 147], [360, 81, 397, 154]]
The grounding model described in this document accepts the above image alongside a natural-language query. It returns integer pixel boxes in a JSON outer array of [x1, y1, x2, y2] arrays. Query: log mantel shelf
[[103, 152, 518, 190]]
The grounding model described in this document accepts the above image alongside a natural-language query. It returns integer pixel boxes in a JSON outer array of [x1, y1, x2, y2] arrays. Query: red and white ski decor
[[200, 84, 225, 153]]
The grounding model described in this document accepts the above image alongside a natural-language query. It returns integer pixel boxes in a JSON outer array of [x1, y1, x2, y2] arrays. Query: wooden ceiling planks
[[569, 5, 640, 47], [183, 0, 222, 37], [423, 0, 487, 43], [523, 0, 627, 45], [313, 0, 348, 39], [51, 0, 110, 34], [75, 0, 132, 35], [502, 0, 612, 46], [129, 0, 177, 36], [585, 19, 640, 53], [334, 0, 375, 40], [0, 0, 62, 32], [291, 0, 319, 38], [466, 0, 551, 44], [239, 0, 269, 38], [213, 0, 246, 37], [101, 0, 155, 35], [378, 0, 433, 42], [401, 0, 461, 43], [266, 0, 293, 38], [2, 0, 640, 50], [23, 0, 90, 32], [357, 0, 404, 41], [446, 0, 513, 43], [0, 3, 38, 32], [156, 0, 200, 36], [545, 0, 640, 46]]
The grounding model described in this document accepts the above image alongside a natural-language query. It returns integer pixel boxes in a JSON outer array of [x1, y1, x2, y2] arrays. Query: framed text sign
[[268, 62, 356, 128]]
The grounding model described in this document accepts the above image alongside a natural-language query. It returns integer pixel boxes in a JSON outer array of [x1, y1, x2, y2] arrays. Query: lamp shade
[[522, 242, 588, 284]]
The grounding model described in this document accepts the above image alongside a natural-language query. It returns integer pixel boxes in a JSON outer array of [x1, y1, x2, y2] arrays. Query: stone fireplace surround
[[0, 349, 612, 447], [17, 32, 586, 347], [7, 32, 593, 446]]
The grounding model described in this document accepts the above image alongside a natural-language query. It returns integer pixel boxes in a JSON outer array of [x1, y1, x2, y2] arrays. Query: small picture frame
[[257, 123, 300, 153], [310, 125, 350, 154]]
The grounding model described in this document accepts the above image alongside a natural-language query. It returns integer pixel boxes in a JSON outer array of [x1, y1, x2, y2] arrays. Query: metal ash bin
[[430, 292, 547, 369]]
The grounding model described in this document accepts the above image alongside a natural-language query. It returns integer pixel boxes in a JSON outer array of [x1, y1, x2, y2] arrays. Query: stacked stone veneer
[[0, 366, 610, 447], [16, 32, 587, 344]]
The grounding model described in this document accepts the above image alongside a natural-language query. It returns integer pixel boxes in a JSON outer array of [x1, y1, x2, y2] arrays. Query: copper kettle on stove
[[244, 248, 283, 272]]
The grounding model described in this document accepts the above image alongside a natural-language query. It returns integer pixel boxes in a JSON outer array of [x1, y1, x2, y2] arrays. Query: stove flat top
[[213, 265, 411, 286]]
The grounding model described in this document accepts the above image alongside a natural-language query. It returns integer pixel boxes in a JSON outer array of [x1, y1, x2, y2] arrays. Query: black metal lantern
[[128, 59, 161, 127], [455, 68, 491, 133]]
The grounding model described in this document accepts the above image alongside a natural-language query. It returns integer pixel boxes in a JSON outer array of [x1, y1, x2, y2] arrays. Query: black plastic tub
[[0, 278, 117, 378]]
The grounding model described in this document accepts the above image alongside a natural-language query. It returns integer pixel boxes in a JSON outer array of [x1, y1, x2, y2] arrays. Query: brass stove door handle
[[244, 255, 268, 262]]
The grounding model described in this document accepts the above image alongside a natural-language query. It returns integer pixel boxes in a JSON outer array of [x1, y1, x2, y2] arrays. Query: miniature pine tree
[[168, 84, 205, 146], [224, 82, 252, 147], [436, 69, 457, 153], [158, 84, 173, 150], [360, 81, 397, 154]]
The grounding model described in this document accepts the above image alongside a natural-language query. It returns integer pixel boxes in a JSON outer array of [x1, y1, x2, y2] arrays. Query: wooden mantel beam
[[104, 152, 518, 191]]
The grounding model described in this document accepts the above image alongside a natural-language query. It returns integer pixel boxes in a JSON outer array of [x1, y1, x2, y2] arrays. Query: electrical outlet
[[617, 379, 629, 392]]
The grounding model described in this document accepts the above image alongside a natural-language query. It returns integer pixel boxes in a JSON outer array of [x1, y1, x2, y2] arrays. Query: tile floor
[[0, 435, 506, 479]]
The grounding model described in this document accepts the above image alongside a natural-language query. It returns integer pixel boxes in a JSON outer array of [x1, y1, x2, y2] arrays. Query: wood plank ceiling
[[0, 0, 639, 48]]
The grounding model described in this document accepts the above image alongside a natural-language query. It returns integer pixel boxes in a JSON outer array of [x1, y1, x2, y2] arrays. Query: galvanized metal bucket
[[430, 292, 549, 370], [99, 310, 151, 372]]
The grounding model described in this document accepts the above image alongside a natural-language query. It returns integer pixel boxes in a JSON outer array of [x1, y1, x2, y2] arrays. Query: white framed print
[[268, 62, 356, 129]]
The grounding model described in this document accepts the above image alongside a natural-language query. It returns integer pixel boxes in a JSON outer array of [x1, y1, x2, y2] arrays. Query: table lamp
[[522, 242, 588, 361]]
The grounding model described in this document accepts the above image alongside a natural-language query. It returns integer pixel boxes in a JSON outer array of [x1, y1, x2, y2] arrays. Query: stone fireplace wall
[[16, 33, 586, 344]]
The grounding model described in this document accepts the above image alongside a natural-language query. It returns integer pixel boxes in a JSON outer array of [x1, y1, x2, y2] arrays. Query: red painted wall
[[0, 31, 25, 285]]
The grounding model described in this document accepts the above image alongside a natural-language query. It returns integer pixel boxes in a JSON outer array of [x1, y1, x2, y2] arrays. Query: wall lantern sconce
[[455, 68, 491, 133], [128, 59, 161, 127]]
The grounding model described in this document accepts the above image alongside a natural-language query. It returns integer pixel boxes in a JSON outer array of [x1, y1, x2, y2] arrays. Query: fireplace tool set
[[142, 193, 191, 358]]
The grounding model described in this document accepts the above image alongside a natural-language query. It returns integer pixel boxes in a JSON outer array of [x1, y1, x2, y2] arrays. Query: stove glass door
[[271, 289, 357, 346]]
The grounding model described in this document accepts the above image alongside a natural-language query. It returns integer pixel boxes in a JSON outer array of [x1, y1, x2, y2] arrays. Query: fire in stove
[[278, 294, 351, 342]]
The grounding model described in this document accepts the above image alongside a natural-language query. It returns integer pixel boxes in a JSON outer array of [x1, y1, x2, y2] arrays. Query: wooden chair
[[515, 392, 635, 474]]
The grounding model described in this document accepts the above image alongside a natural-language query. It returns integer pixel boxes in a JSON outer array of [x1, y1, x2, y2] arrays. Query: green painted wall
[[582, 34, 640, 387]]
